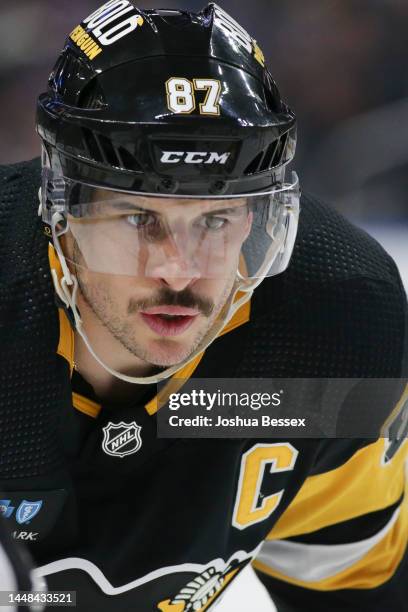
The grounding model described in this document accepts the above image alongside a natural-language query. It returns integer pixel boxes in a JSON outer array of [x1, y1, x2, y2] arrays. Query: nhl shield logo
[[102, 421, 142, 458], [16, 500, 43, 525]]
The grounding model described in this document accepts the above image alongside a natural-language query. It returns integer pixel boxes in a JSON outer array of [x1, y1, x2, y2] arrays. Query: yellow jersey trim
[[157, 565, 242, 611], [253, 495, 408, 590], [49, 244, 75, 373], [72, 392, 101, 419], [266, 438, 407, 540], [145, 352, 205, 416]]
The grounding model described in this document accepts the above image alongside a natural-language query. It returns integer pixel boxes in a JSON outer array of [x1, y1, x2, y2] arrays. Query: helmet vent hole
[[271, 134, 288, 167], [49, 51, 80, 95], [98, 135, 120, 167], [260, 140, 278, 171], [244, 151, 264, 175], [155, 9, 192, 25], [48, 54, 65, 93], [48, 50, 93, 103], [116, 147, 143, 172], [82, 128, 103, 163], [244, 133, 289, 176], [264, 72, 282, 113], [77, 79, 106, 109], [81, 129, 143, 171]]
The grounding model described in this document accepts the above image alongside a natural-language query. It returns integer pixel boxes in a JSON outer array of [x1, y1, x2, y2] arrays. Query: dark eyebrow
[[104, 201, 247, 215], [106, 200, 157, 214], [205, 206, 247, 216]]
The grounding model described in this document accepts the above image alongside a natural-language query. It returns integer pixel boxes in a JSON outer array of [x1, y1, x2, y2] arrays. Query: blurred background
[[0, 0, 407, 286], [0, 2, 406, 610]]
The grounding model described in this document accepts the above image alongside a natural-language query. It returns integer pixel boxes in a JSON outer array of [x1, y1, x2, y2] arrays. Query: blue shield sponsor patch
[[15, 500, 43, 525]]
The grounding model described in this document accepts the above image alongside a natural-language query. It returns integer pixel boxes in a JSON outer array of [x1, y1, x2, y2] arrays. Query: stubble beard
[[75, 266, 236, 368]]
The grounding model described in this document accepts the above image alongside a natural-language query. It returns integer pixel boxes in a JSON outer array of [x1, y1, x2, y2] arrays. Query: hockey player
[[0, 3, 407, 611]]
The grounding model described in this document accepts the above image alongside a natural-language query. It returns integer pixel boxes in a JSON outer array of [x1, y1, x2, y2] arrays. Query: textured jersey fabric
[[0, 159, 62, 480], [0, 158, 407, 611], [237, 194, 407, 379]]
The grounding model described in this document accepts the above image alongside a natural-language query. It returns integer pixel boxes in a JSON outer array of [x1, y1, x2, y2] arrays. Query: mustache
[[128, 287, 214, 318]]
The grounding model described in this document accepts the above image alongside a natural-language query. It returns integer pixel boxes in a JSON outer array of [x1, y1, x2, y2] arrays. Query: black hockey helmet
[[37, 2, 297, 198], [35, 2, 300, 384]]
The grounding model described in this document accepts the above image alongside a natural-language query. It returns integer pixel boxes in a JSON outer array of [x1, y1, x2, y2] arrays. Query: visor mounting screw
[[158, 178, 178, 193], [210, 180, 227, 195]]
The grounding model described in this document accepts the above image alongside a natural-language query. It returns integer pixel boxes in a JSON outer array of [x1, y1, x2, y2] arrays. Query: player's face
[[65, 191, 252, 367]]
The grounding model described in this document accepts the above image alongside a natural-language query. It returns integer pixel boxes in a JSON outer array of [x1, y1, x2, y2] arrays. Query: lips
[[140, 306, 199, 316], [140, 308, 199, 337]]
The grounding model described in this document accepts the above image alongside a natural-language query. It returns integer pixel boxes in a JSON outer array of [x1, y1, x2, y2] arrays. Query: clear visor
[[54, 175, 299, 280]]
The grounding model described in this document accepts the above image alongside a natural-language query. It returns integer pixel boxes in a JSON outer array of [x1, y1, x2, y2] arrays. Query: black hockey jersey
[[0, 159, 407, 611]]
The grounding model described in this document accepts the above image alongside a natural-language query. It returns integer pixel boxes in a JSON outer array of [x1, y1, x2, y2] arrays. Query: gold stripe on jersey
[[157, 564, 242, 611], [57, 304, 74, 374], [145, 352, 205, 416], [72, 392, 101, 419], [218, 293, 251, 336], [49, 245, 75, 373], [266, 438, 407, 540], [253, 495, 408, 590], [253, 437, 408, 589], [255, 505, 401, 582]]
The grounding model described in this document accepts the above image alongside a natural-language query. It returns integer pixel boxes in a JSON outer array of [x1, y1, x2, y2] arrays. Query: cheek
[[197, 274, 235, 304], [223, 217, 252, 262], [102, 275, 147, 304], [79, 271, 128, 304], [244, 211, 253, 241]]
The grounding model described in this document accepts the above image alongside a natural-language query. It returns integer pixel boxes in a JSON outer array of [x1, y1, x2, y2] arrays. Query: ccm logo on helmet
[[161, 151, 231, 165]]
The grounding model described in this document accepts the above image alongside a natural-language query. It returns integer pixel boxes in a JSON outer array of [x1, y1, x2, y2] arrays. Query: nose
[[160, 274, 198, 292], [144, 229, 201, 291]]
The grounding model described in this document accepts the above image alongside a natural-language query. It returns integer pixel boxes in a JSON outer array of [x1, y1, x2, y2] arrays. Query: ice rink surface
[[217, 566, 276, 611]]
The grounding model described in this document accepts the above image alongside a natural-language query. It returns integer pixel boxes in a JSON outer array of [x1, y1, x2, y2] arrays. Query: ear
[[243, 210, 253, 241]]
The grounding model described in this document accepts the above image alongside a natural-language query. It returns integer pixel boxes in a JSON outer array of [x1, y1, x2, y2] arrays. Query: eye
[[126, 212, 156, 227], [200, 216, 229, 230]]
